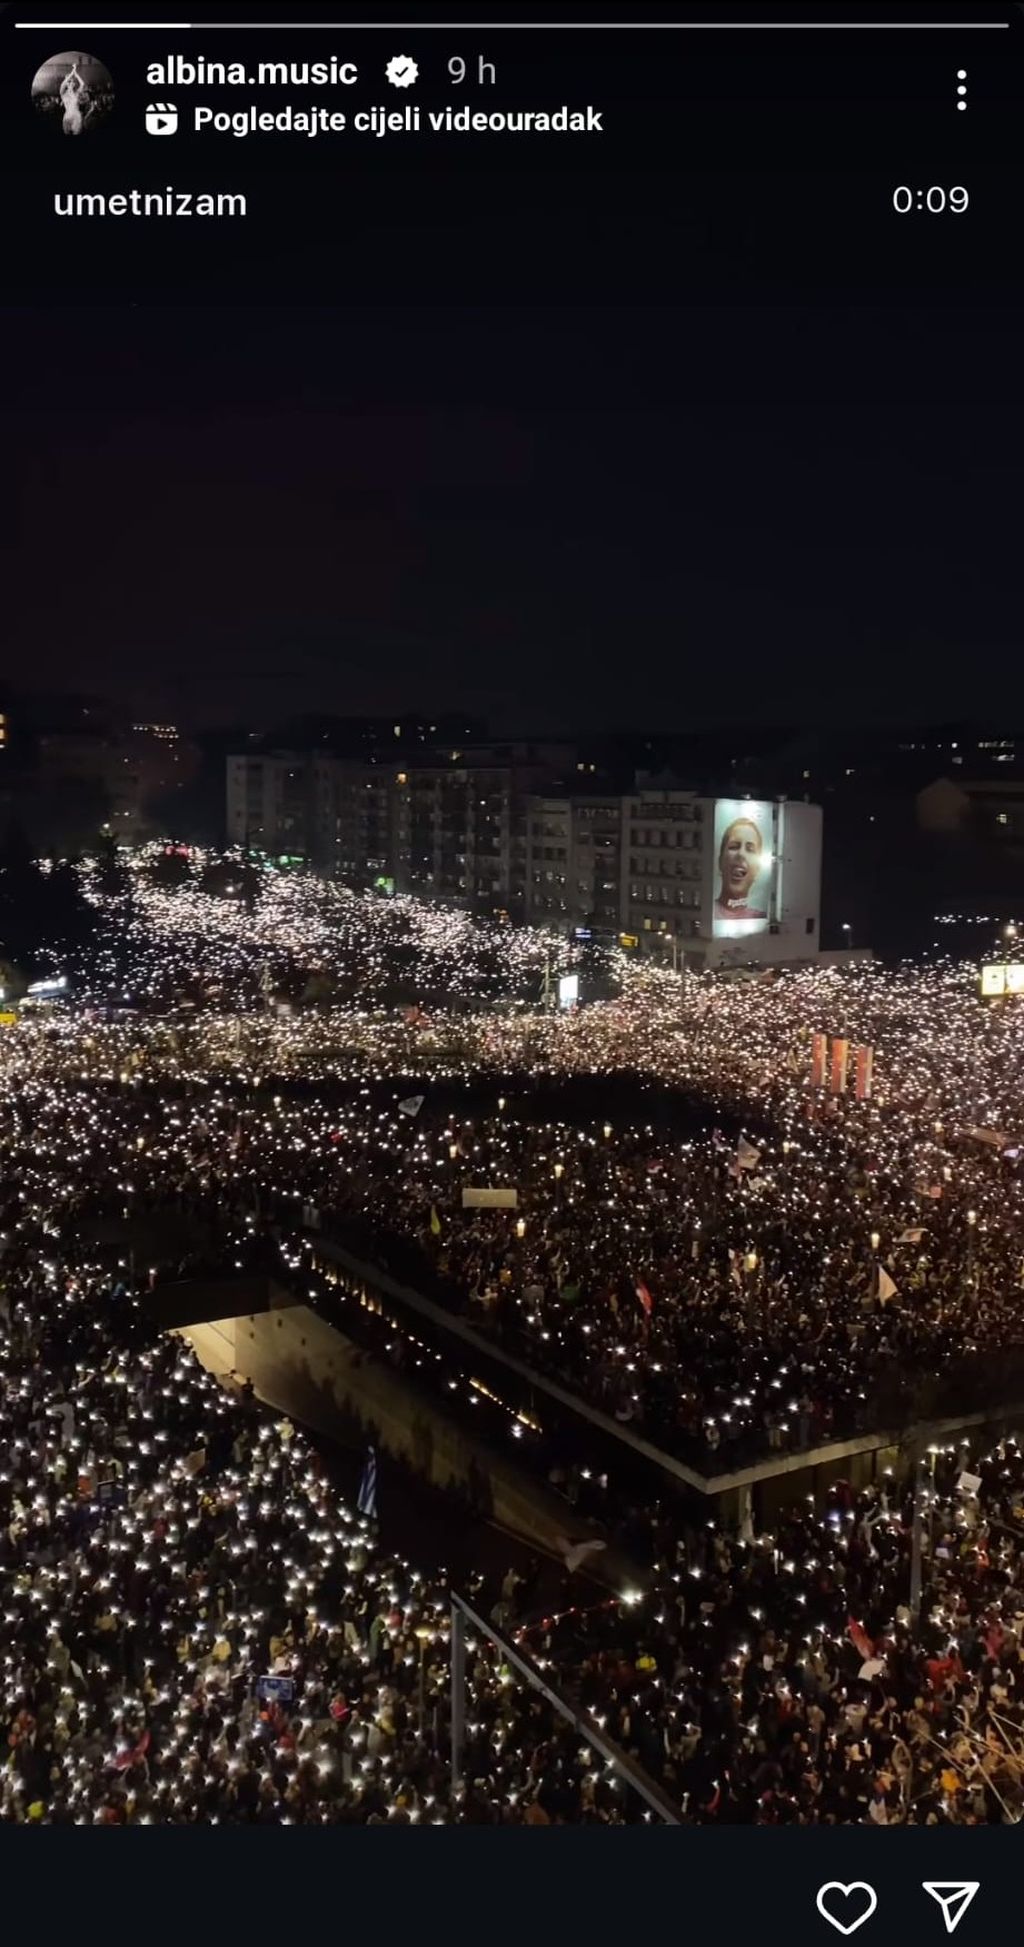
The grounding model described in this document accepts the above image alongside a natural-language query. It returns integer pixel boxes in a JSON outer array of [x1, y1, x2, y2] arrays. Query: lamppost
[[909, 1443, 940, 1623], [842, 922, 854, 950], [415, 1624, 433, 1738], [966, 1207, 978, 1291]]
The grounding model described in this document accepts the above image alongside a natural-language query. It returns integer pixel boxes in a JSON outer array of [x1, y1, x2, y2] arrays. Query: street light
[[842, 923, 853, 949], [415, 1624, 433, 1737]]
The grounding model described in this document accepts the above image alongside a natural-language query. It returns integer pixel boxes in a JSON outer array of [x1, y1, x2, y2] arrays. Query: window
[[806, 916, 815, 934]]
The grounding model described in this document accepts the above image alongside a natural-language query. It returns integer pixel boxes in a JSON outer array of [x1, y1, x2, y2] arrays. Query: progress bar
[[12, 18, 1014, 26]]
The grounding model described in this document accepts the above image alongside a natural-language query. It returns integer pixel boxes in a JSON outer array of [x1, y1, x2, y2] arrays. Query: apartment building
[[526, 787, 822, 968], [225, 751, 310, 857], [621, 789, 706, 953], [226, 738, 572, 909], [310, 757, 398, 884], [524, 795, 625, 934], [225, 745, 822, 967]]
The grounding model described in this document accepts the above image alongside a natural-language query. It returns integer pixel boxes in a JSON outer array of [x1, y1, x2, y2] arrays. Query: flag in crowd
[[357, 1442, 379, 1522]]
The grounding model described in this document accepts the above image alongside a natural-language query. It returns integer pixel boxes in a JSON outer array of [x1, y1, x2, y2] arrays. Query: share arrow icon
[[922, 1884, 980, 1935]]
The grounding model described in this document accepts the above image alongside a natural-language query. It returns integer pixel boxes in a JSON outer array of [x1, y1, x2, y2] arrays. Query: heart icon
[[816, 1883, 878, 1936]]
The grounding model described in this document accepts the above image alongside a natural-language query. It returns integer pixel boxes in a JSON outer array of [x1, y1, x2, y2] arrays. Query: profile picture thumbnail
[[32, 50, 114, 136]]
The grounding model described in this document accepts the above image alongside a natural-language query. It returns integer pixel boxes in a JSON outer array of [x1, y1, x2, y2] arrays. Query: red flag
[[635, 1280, 653, 1319], [847, 1615, 874, 1662]]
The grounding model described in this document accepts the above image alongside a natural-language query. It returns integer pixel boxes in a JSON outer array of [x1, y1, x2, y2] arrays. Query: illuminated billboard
[[558, 973, 579, 1010], [713, 800, 775, 939]]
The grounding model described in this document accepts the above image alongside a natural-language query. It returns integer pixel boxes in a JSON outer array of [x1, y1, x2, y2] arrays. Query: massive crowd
[[2, 1220, 1024, 1824], [0, 848, 1021, 1822], [17, 853, 1022, 1467]]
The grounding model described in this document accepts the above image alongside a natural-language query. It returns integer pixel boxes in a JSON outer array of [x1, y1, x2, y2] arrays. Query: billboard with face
[[713, 800, 774, 939]]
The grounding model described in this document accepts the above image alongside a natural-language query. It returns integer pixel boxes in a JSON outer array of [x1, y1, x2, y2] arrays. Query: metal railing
[[449, 1590, 682, 1824]]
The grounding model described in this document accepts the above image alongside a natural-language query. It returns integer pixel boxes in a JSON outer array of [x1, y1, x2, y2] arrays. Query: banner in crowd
[[854, 1045, 874, 1100], [810, 1031, 827, 1088], [462, 1186, 518, 1208], [877, 1266, 898, 1304], [357, 1444, 378, 1521], [830, 1038, 850, 1094]]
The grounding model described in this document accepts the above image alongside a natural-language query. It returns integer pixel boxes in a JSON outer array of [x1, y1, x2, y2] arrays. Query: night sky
[[3, 7, 1023, 732]]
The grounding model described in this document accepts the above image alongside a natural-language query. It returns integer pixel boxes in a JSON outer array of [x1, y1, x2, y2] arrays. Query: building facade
[[36, 718, 197, 846], [524, 788, 822, 968], [225, 749, 822, 964], [524, 795, 625, 935], [310, 757, 398, 884], [624, 790, 822, 968], [229, 740, 573, 911], [395, 763, 520, 911], [226, 751, 310, 858]]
